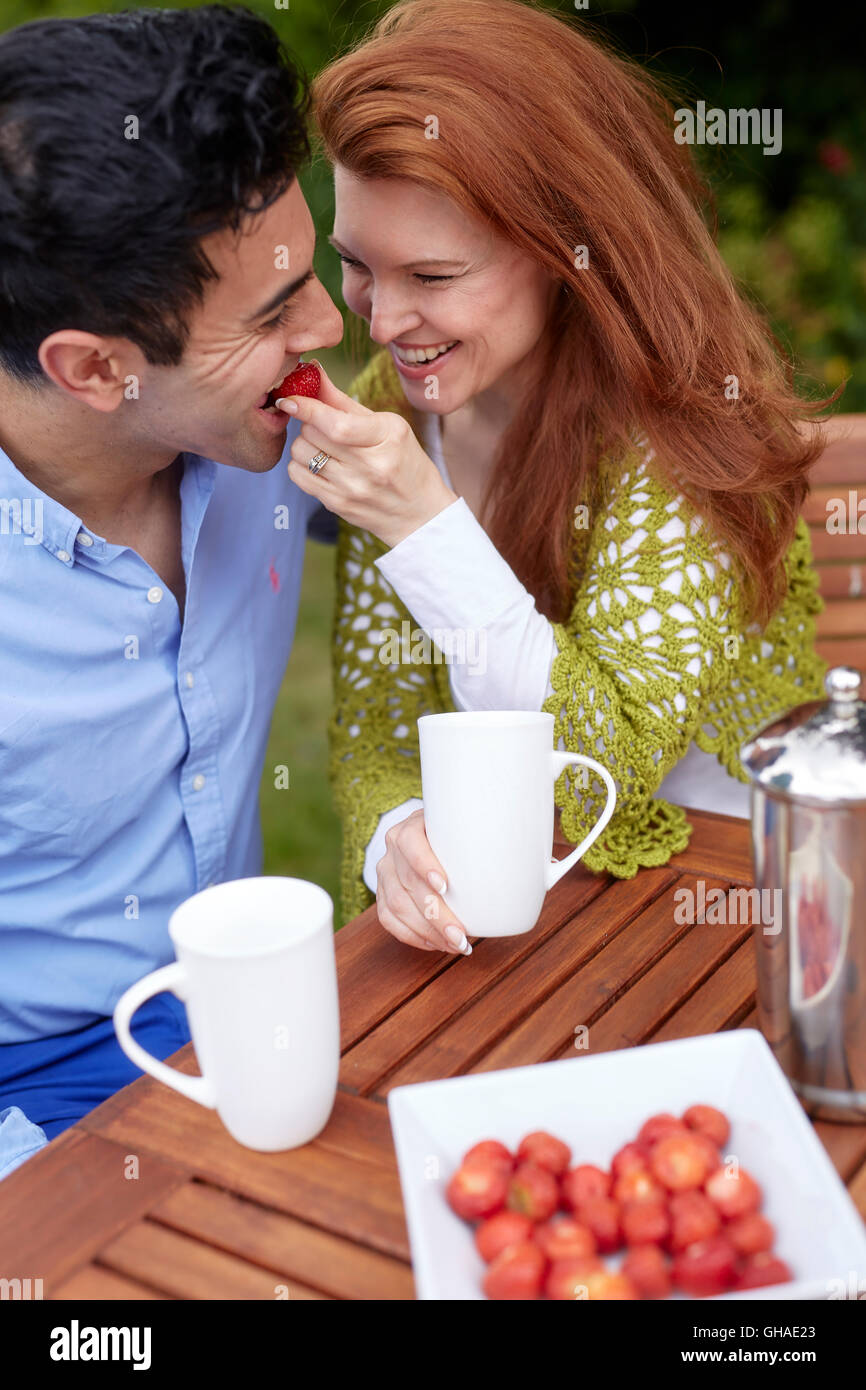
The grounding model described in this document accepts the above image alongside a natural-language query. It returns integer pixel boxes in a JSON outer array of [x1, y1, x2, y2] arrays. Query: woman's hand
[[279, 362, 457, 549], [375, 808, 473, 956]]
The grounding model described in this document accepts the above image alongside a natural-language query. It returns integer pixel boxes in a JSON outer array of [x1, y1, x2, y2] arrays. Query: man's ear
[[37, 330, 138, 413]]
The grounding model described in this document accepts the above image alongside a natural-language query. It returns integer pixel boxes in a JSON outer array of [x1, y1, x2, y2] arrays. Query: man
[[0, 5, 343, 1177]]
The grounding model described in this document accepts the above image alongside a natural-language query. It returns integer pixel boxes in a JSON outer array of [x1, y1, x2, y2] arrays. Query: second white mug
[[113, 876, 340, 1151], [418, 710, 616, 937]]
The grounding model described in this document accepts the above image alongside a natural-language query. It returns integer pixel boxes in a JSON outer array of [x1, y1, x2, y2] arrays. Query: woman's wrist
[[379, 479, 459, 549]]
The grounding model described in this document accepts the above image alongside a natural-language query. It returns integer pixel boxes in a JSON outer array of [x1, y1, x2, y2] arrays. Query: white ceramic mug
[[113, 877, 340, 1151], [418, 711, 617, 937]]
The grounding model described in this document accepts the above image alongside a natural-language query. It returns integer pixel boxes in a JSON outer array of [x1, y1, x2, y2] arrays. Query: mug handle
[[113, 963, 217, 1109], [545, 752, 617, 889]]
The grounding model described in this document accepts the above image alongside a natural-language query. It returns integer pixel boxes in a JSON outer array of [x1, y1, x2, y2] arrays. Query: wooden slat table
[[2, 808, 865, 1300]]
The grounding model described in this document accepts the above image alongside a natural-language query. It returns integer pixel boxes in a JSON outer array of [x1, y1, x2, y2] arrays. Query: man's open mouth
[[254, 385, 291, 431], [256, 359, 322, 415], [256, 361, 302, 415], [257, 392, 282, 415], [258, 383, 289, 414]]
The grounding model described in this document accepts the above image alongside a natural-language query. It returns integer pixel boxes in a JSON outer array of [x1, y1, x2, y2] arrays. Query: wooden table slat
[[77, 1083, 410, 1262], [462, 872, 728, 1081], [550, 890, 752, 1059], [98, 1220, 332, 1300], [0, 1129, 189, 1290], [667, 809, 754, 882], [51, 1265, 170, 1301], [340, 865, 614, 1094], [650, 937, 756, 1043], [377, 868, 680, 1093], [335, 906, 457, 1051], [335, 863, 613, 1053], [83, 1084, 398, 1174], [148, 1179, 414, 1301]]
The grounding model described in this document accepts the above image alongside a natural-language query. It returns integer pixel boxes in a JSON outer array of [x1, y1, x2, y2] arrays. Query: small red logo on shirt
[[268, 559, 280, 593]]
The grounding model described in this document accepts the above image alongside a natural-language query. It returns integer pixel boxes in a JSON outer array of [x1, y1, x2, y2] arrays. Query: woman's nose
[[367, 288, 422, 348]]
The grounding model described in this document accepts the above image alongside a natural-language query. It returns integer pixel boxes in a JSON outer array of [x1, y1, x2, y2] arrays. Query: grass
[[258, 534, 344, 921], [258, 345, 354, 926]]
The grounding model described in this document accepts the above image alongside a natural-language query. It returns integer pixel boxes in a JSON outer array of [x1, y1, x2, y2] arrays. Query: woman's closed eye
[[337, 251, 454, 284]]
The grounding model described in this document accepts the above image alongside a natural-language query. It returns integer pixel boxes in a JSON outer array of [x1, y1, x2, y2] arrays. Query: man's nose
[[315, 281, 344, 349], [295, 279, 343, 352]]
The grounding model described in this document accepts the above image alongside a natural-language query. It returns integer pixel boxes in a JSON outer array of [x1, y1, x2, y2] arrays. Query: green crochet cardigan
[[328, 349, 826, 921]]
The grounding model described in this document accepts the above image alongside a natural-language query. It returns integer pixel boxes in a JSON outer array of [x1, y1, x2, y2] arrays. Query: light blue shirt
[[0, 427, 327, 1042]]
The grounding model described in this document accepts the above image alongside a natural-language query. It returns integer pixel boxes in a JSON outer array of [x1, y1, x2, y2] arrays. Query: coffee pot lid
[[740, 666, 866, 805]]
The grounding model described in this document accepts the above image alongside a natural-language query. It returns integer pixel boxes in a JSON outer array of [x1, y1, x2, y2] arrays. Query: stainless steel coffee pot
[[741, 666, 866, 1122]]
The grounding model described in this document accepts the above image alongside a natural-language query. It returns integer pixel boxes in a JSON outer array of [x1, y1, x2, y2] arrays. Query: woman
[[282, 0, 833, 951]]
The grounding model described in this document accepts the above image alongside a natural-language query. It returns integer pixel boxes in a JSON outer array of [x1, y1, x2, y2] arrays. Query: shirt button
[[147, 586, 163, 604], [192, 774, 206, 791], [185, 672, 195, 689], [77, 532, 94, 547], [56, 549, 71, 564]]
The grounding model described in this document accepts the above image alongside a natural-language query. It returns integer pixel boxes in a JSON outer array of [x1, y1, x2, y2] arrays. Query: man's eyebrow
[[328, 234, 463, 270], [247, 267, 315, 323]]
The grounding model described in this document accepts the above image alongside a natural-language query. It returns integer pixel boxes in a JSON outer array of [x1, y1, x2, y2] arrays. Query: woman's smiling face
[[332, 166, 557, 414]]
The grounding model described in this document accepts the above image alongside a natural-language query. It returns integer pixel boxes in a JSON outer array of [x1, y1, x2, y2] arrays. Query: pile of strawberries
[[445, 1105, 792, 1299]]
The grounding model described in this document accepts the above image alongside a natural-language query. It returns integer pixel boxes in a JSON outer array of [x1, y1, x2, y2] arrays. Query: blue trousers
[[0, 992, 191, 1180]]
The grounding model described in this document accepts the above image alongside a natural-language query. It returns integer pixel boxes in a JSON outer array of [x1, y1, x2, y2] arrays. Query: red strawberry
[[475, 1210, 533, 1263], [268, 361, 321, 407], [446, 1160, 508, 1222], [463, 1140, 514, 1175], [576, 1196, 622, 1253], [516, 1130, 572, 1177], [483, 1240, 546, 1300], [561, 1164, 612, 1209], [672, 1234, 738, 1297], [622, 1243, 672, 1298], [734, 1253, 793, 1291], [506, 1161, 559, 1223]]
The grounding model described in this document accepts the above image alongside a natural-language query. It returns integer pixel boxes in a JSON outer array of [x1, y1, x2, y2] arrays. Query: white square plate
[[388, 1030, 866, 1300]]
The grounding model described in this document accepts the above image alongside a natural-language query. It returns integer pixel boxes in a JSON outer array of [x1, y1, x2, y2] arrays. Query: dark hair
[[0, 5, 310, 382]]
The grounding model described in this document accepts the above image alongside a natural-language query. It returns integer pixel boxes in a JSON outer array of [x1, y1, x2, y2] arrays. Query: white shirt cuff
[[362, 797, 424, 894]]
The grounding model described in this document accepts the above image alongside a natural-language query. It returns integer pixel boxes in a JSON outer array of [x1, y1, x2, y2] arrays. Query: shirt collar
[[0, 444, 211, 568], [0, 442, 88, 566]]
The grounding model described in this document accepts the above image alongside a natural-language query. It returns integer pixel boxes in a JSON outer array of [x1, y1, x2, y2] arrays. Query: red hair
[[313, 0, 839, 626]]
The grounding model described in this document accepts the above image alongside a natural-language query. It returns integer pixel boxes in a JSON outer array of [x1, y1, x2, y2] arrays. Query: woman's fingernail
[[428, 872, 447, 894], [278, 398, 299, 413], [445, 924, 468, 951]]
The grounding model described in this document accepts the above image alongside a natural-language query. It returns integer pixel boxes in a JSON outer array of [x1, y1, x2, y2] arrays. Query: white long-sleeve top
[[362, 411, 750, 893]]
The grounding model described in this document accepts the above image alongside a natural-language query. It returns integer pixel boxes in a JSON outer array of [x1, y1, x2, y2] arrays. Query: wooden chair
[[801, 413, 866, 675]]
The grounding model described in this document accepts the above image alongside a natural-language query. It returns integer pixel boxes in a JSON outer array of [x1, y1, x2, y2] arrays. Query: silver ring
[[308, 451, 330, 475]]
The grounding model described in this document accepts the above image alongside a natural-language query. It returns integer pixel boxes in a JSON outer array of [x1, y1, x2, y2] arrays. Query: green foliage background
[[2, 0, 861, 922]]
